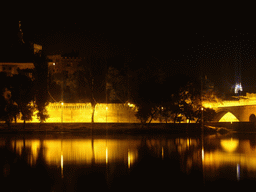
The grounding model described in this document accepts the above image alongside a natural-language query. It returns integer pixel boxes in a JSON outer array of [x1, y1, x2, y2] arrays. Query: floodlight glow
[[234, 83, 243, 94]]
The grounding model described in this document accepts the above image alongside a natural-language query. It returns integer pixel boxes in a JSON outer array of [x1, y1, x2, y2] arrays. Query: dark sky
[[4, 4, 256, 93]]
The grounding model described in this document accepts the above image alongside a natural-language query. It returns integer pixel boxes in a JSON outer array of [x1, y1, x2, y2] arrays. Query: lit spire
[[234, 83, 243, 94]]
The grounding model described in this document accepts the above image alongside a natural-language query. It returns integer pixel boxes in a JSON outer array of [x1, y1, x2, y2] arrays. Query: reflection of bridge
[[203, 93, 256, 122]]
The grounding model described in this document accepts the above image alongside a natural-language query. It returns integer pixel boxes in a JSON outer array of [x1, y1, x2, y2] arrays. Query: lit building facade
[[47, 55, 82, 76], [0, 42, 42, 78], [0, 62, 34, 77]]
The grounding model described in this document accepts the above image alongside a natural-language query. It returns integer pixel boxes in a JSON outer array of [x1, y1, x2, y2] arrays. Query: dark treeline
[[128, 64, 219, 124], [0, 53, 49, 127]]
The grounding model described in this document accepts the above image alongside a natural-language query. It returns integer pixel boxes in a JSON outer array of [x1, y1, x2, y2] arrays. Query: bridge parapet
[[202, 93, 256, 122], [203, 94, 256, 109]]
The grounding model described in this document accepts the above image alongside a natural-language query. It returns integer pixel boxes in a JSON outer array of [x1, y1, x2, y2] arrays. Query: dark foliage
[[11, 74, 35, 124], [33, 53, 49, 122]]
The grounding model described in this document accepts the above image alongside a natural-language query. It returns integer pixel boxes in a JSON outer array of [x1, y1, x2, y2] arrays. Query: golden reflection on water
[[203, 136, 256, 181], [220, 138, 239, 153], [7, 134, 256, 182], [204, 139, 256, 169], [11, 138, 140, 168]]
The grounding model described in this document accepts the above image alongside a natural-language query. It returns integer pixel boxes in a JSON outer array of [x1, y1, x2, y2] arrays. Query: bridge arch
[[249, 114, 256, 122], [214, 110, 240, 122]]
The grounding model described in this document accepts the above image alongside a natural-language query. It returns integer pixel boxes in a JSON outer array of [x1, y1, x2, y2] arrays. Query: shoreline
[[0, 122, 226, 135]]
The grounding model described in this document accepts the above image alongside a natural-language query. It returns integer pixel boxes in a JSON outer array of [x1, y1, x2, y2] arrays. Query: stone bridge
[[203, 93, 256, 122]]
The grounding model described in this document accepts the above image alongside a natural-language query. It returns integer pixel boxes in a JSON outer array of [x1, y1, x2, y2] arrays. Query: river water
[[1, 132, 256, 191]]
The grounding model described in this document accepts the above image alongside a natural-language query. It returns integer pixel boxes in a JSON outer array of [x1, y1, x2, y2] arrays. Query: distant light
[[237, 164, 240, 181], [61, 102, 64, 105], [53, 63, 55, 65], [61, 153, 63, 178], [128, 103, 135, 108], [106, 107, 108, 110], [201, 107, 204, 111], [202, 148, 204, 161], [128, 149, 131, 169], [234, 83, 243, 94], [106, 147, 108, 164]]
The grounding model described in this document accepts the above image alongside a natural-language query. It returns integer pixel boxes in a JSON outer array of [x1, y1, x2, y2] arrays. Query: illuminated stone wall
[[23, 103, 142, 123]]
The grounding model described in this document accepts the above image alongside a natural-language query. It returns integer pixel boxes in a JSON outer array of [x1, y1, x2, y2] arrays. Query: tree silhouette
[[72, 38, 118, 123], [11, 74, 35, 126], [0, 73, 19, 127], [74, 55, 108, 123], [33, 53, 49, 122]]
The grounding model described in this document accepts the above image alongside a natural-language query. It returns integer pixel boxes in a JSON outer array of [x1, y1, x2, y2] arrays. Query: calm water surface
[[1, 132, 256, 191]]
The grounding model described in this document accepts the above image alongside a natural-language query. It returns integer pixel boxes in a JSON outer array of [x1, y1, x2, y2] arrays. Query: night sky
[[3, 4, 256, 93]]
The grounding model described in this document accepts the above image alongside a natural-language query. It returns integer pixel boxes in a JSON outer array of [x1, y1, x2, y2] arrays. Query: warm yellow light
[[11, 139, 140, 166], [61, 102, 64, 105], [128, 103, 135, 108], [128, 150, 131, 169], [61, 153, 63, 178], [53, 63, 55, 65], [106, 147, 108, 164], [221, 138, 239, 153], [219, 112, 239, 122]]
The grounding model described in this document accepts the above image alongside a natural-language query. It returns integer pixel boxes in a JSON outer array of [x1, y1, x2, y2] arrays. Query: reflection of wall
[[11, 139, 140, 167]]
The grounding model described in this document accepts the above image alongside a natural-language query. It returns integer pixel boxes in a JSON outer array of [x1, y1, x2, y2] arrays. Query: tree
[[130, 67, 169, 125], [135, 103, 154, 124], [195, 107, 216, 123], [33, 53, 49, 122], [174, 79, 201, 123], [73, 44, 113, 123], [79, 57, 108, 123], [0, 88, 19, 127], [11, 74, 35, 126], [0, 72, 20, 127], [106, 67, 129, 103], [130, 69, 203, 125]]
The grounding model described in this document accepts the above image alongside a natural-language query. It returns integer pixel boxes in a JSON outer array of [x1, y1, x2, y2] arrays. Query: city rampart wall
[[22, 103, 142, 123]]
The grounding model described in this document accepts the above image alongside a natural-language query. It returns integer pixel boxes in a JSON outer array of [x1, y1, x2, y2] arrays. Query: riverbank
[[0, 122, 226, 135]]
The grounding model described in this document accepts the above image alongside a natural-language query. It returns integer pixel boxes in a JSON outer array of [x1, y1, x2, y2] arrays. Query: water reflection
[[203, 134, 256, 184], [10, 138, 140, 168], [2, 133, 256, 190]]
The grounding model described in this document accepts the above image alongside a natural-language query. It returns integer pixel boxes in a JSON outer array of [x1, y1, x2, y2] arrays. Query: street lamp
[[201, 106, 204, 130]]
